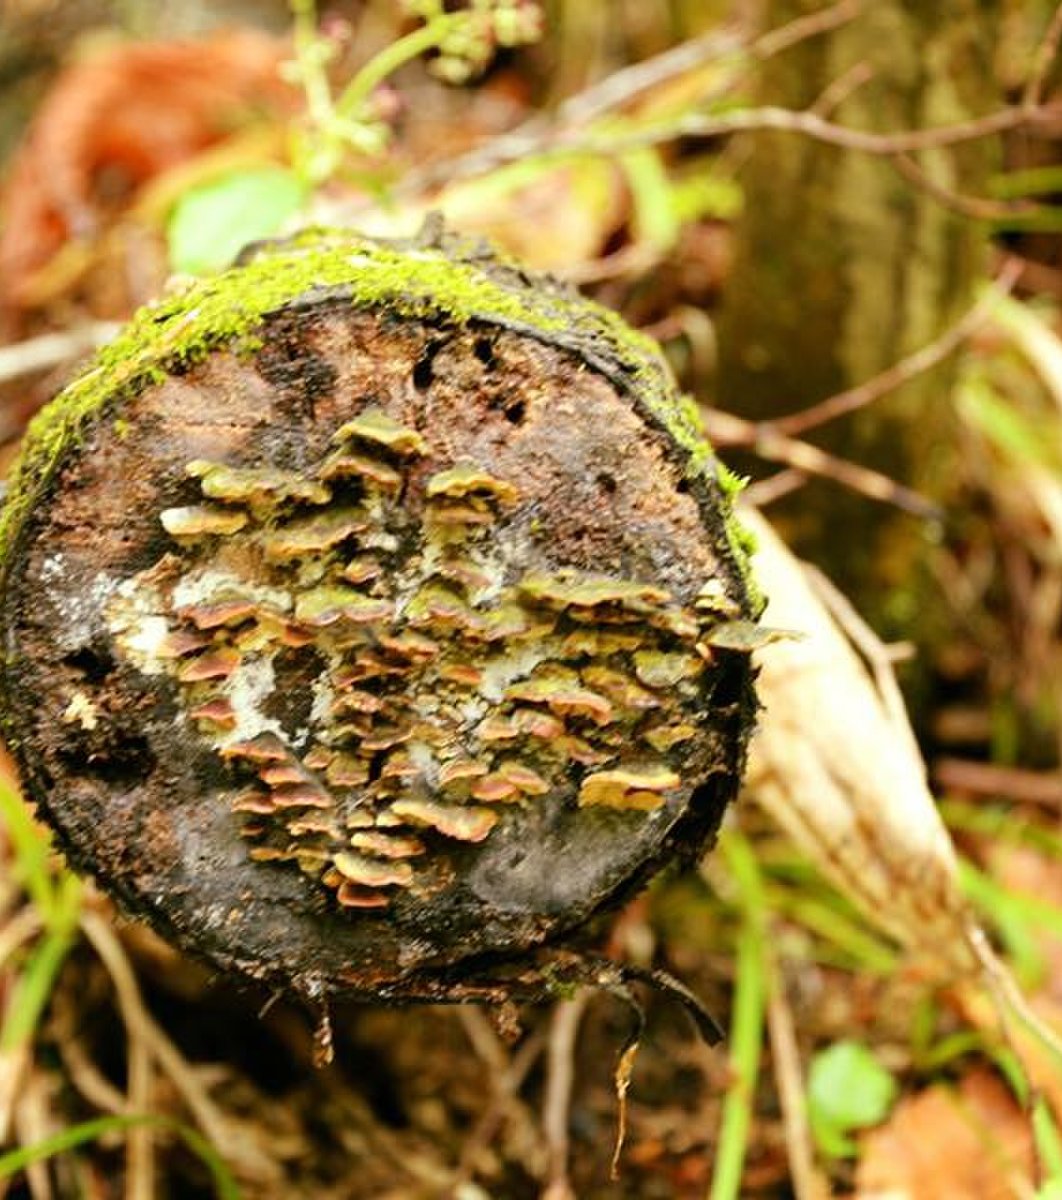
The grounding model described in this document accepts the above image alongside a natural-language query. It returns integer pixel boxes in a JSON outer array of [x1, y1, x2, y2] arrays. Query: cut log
[[0, 227, 759, 1001]]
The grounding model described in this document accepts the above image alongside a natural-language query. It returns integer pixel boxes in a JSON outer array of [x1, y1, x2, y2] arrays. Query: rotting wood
[[0, 226, 760, 1004]]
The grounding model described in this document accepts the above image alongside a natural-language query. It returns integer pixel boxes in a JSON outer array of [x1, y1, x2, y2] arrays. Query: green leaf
[[1034, 1096, 1062, 1183], [959, 374, 1062, 473], [991, 165, 1062, 200], [621, 148, 681, 254], [167, 168, 306, 276], [807, 1040, 898, 1157]]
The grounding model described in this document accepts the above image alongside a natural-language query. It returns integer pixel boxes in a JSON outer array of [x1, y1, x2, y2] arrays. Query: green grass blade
[[0, 873, 82, 1053], [708, 833, 768, 1200], [0, 779, 55, 917], [0, 1114, 241, 1199]]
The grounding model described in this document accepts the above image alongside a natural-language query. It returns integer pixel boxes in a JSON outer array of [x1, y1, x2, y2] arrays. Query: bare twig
[[604, 101, 1047, 160], [810, 60, 875, 117], [772, 257, 1025, 437], [541, 993, 590, 1200], [742, 469, 809, 508], [934, 758, 1062, 808], [766, 968, 828, 1200], [54, 1028, 127, 1115], [554, 28, 746, 128], [77, 913, 155, 1200], [383, 0, 860, 203], [705, 410, 940, 517], [456, 1005, 544, 1175], [79, 913, 276, 1184], [638, 307, 717, 382], [455, 1030, 545, 1185], [0, 324, 119, 386], [750, 0, 860, 62], [1024, 2, 1062, 112], [890, 154, 1044, 222], [0, 907, 43, 971], [12, 1072, 55, 1200]]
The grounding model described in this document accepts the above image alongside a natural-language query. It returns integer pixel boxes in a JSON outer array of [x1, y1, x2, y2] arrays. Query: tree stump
[[0, 227, 759, 1003]]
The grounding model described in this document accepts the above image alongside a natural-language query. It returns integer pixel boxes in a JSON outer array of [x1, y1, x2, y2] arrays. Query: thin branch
[[541, 993, 590, 1200], [810, 60, 875, 117], [54, 1027, 127, 1115], [766, 967, 828, 1200], [742, 469, 809, 508], [12, 1073, 54, 1200], [751, 0, 860, 62], [78, 913, 156, 1200], [1024, 2, 1062, 112], [772, 258, 1025, 438], [554, 28, 746, 128], [705, 410, 940, 518], [934, 758, 1062, 808], [387, 0, 861, 202], [78, 913, 272, 1183], [456, 1005, 543, 1172], [890, 154, 1044, 222], [0, 324, 119, 386], [455, 1030, 545, 1185], [602, 101, 1046, 159]]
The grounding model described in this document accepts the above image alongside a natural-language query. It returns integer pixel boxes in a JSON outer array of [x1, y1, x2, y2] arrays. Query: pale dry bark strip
[[743, 506, 1062, 1070]]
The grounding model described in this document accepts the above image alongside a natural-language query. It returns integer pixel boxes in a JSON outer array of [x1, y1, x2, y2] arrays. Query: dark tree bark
[[718, 0, 1002, 639]]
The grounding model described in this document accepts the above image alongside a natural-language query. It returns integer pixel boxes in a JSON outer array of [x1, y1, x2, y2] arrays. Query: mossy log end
[[0, 228, 759, 1003]]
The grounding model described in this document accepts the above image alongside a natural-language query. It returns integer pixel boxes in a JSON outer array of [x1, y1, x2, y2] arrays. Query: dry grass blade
[[12, 1072, 56, 1200], [541, 994, 589, 1200], [77, 911, 160, 1199], [78, 911, 279, 1186], [456, 1007, 545, 1179], [766, 968, 829, 1200], [990, 292, 1062, 417], [705, 412, 939, 517]]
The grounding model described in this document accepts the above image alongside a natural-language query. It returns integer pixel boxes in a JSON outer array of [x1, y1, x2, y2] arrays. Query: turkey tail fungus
[[0, 226, 760, 1005]]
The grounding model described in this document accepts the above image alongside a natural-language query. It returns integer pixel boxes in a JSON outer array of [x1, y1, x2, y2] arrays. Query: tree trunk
[[718, 0, 1002, 639]]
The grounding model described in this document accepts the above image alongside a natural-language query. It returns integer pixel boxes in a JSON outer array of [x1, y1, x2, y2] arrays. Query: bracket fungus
[[0, 227, 761, 1005]]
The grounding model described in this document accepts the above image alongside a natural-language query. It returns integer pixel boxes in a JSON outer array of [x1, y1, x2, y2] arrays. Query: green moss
[[0, 227, 757, 605]]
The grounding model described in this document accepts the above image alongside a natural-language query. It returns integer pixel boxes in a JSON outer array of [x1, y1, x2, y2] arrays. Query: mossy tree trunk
[[718, 0, 1002, 640]]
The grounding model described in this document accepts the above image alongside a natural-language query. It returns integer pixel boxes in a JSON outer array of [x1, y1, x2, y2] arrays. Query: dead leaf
[[855, 1068, 1035, 1200], [0, 29, 296, 316]]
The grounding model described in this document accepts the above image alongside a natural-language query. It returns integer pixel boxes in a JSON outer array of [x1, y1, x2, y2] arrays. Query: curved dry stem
[[79, 912, 275, 1185]]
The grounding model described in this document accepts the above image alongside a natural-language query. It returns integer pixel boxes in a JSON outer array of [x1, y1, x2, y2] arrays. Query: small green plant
[[285, 0, 543, 185], [163, 0, 544, 274], [806, 1040, 899, 1158]]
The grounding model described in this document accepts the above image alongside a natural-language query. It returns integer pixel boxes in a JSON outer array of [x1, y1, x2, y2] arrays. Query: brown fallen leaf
[[0, 29, 296, 316], [855, 1068, 1035, 1200]]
